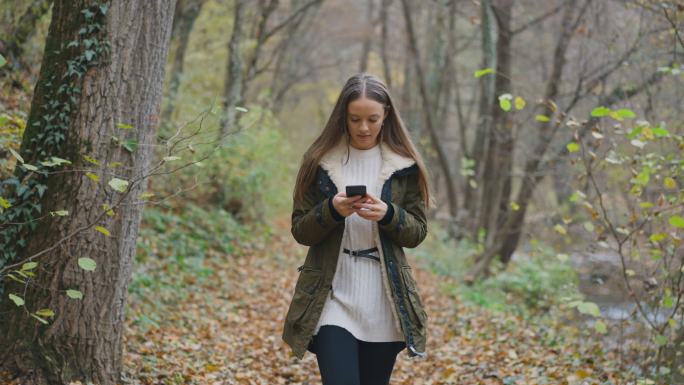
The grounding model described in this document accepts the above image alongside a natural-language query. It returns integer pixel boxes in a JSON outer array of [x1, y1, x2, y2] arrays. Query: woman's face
[[346, 96, 387, 150]]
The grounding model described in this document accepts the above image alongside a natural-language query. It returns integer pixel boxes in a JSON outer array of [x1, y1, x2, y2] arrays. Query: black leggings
[[308, 325, 406, 385]]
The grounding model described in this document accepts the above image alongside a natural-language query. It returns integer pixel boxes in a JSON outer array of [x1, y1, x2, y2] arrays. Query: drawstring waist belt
[[343, 247, 380, 262]]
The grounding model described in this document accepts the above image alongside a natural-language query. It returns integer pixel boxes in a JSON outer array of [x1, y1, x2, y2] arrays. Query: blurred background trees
[[0, 0, 682, 383]]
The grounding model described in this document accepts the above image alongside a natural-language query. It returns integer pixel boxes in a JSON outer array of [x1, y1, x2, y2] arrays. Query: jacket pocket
[[295, 265, 322, 295], [400, 265, 427, 328], [286, 265, 322, 325]]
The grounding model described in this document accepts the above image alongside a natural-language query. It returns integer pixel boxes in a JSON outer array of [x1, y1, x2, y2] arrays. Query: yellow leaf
[[514, 96, 526, 110], [86, 172, 99, 182], [102, 203, 114, 217], [83, 154, 99, 165], [554, 224, 567, 235], [575, 369, 591, 379], [664, 177, 677, 189], [95, 226, 110, 236], [0, 196, 11, 209], [642, 126, 654, 140]]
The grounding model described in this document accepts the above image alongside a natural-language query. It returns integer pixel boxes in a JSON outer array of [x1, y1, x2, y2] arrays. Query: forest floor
[[120, 215, 631, 385]]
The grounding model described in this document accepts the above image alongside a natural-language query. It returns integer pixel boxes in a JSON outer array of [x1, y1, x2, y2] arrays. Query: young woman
[[282, 73, 433, 385]]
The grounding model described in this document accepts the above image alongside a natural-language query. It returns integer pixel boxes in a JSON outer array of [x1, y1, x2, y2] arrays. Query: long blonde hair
[[293, 73, 432, 210]]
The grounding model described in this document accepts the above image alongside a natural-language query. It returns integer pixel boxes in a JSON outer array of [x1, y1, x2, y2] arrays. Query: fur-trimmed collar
[[319, 137, 416, 192]]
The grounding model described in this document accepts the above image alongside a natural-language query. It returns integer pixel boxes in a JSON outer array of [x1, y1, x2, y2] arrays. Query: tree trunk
[[476, 0, 513, 251], [0, 1, 175, 384], [379, 0, 392, 87], [358, 0, 375, 73], [161, 0, 206, 129], [220, 0, 247, 138], [400, 0, 458, 219], [467, 0, 595, 281], [465, 0, 498, 239]]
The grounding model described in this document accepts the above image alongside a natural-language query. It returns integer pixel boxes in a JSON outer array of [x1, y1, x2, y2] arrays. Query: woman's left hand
[[352, 192, 388, 222]]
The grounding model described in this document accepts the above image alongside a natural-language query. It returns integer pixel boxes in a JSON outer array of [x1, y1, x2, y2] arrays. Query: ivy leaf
[[23, 164, 38, 171], [78, 257, 97, 271], [40, 157, 72, 167], [66, 289, 83, 299], [9, 293, 24, 306], [8, 148, 24, 164], [0, 53, 6, 68]]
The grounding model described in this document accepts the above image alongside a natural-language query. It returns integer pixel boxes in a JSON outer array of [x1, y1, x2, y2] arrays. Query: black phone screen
[[346, 185, 366, 197]]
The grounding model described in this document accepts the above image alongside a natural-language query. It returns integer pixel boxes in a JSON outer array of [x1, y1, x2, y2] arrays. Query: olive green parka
[[282, 138, 429, 360]]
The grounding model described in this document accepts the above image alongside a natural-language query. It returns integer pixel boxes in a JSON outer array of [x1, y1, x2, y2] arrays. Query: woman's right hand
[[332, 191, 365, 217]]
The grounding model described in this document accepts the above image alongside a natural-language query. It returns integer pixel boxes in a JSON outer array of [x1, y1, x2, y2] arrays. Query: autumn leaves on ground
[[120, 214, 628, 385]]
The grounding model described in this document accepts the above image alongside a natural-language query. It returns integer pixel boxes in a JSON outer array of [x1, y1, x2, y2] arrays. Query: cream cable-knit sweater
[[312, 143, 404, 342]]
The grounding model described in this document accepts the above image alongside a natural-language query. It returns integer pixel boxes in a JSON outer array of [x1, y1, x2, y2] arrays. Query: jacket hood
[[319, 137, 416, 193]]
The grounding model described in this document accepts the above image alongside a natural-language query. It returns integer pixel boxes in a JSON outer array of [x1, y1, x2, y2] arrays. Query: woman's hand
[[332, 191, 365, 217], [351, 191, 388, 222]]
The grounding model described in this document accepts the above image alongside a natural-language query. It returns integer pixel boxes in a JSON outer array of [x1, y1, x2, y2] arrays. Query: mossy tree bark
[[0, 1, 175, 384]]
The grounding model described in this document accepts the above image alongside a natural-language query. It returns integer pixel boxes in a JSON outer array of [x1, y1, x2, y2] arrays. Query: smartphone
[[346, 185, 366, 198]]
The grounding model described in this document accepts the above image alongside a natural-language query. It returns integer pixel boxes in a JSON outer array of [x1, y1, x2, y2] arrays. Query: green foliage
[[128, 202, 262, 331], [153, 105, 293, 224], [566, 106, 684, 375], [414, 222, 581, 317]]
